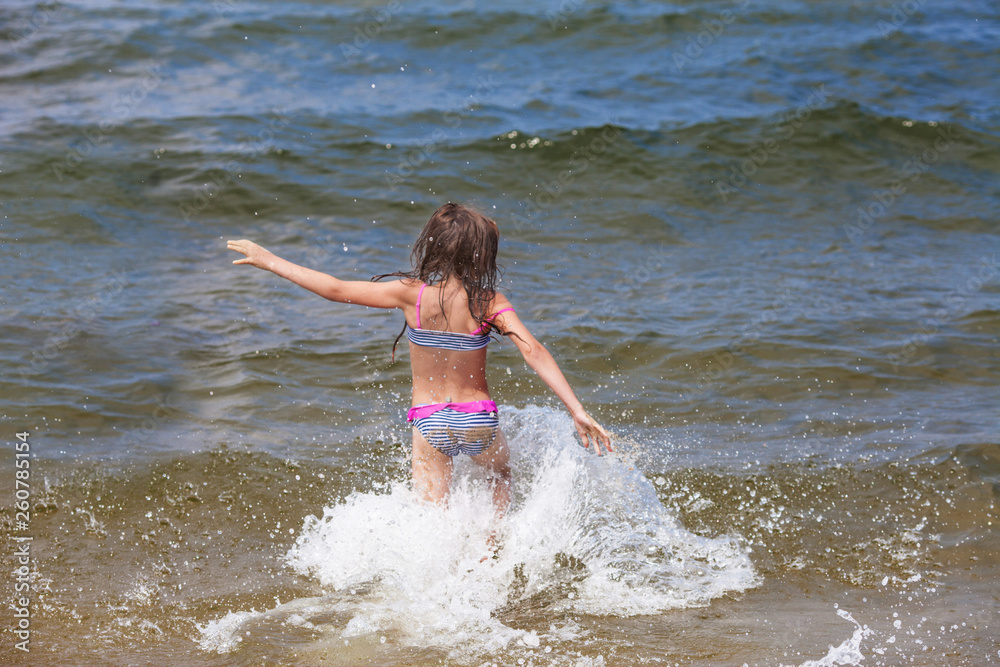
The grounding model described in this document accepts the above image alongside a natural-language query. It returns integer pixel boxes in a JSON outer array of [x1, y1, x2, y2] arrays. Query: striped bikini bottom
[[407, 400, 499, 457]]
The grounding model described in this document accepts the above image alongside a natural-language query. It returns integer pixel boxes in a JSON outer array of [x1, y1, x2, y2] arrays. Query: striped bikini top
[[406, 283, 514, 352]]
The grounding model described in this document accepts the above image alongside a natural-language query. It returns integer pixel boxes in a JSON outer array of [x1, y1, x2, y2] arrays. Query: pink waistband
[[407, 400, 498, 421]]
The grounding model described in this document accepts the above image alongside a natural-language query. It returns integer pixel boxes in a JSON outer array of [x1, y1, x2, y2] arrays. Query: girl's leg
[[411, 427, 454, 504], [470, 429, 512, 518]]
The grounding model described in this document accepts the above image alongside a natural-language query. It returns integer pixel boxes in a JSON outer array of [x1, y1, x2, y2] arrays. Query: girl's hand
[[573, 411, 613, 456], [227, 239, 275, 271]]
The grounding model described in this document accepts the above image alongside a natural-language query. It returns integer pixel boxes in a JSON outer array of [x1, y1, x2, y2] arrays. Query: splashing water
[[199, 406, 759, 660], [788, 609, 872, 667]]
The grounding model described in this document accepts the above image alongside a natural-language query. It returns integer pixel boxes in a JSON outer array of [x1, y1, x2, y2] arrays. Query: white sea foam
[[197, 609, 261, 653], [780, 609, 872, 667], [199, 406, 760, 659]]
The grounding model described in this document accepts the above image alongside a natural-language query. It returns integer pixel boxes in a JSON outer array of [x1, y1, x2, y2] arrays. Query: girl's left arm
[[227, 239, 408, 309], [491, 299, 613, 455]]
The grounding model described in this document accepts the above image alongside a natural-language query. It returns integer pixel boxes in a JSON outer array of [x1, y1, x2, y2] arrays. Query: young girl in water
[[227, 203, 612, 520]]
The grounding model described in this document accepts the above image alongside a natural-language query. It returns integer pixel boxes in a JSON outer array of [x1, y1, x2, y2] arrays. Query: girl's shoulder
[[373, 278, 424, 309], [489, 291, 514, 311], [397, 277, 425, 297]]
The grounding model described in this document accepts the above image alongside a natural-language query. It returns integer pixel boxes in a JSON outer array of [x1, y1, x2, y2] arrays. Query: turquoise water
[[1, 0, 999, 664]]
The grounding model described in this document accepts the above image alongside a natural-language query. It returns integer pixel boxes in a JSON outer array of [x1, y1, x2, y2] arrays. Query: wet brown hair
[[374, 203, 508, 360]]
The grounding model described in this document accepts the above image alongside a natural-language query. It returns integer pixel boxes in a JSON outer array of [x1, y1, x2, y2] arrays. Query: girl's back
[[404, 278, 500, 406]]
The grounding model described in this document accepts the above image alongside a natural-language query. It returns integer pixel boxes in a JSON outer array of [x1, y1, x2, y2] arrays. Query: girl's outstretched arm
[[227, 239, 408, 308], [492, 301, 613, 455]]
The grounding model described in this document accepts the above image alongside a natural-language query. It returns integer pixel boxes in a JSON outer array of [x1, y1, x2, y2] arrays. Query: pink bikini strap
[[415, 283, 427, 328], [408, 400, 498, 422], [471, 307, 515, 335]]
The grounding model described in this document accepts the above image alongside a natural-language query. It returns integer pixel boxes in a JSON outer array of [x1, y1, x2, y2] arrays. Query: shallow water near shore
[[3, 409, 998, 665], [2, 0, 999, 664]]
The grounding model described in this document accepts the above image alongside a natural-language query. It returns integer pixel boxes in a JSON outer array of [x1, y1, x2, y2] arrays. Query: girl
[[227, 203, 612, 521]]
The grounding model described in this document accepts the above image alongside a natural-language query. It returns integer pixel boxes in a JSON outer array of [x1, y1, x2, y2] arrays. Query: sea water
[[200, 408, 757, 663], [2, 0, 999, 664]]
